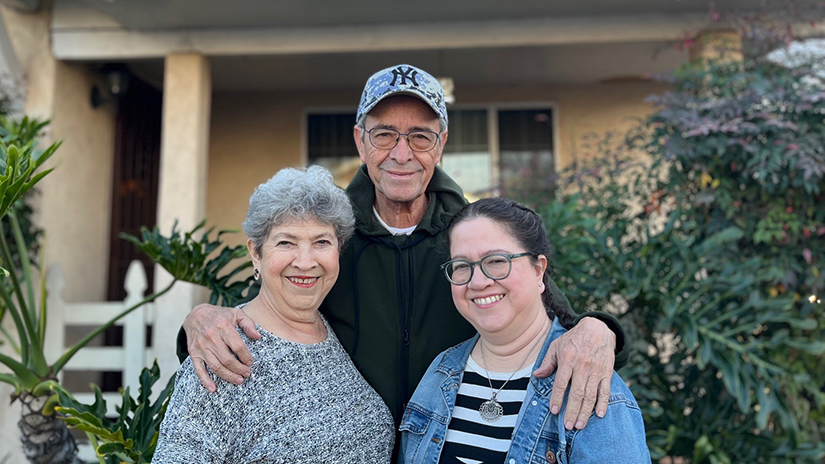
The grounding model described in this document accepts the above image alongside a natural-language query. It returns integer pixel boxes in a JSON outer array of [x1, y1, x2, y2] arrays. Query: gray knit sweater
[[153, 316, 394, 463]]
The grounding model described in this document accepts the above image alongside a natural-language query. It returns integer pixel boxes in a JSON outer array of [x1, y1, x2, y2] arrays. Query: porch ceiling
[[126, 41, 686, 93], [54, 0, 824, 61], [73, 0, 814, 30], [65, 0, 811, 91]]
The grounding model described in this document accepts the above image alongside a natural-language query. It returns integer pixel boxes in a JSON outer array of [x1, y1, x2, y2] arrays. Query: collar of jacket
[[346, 164, 467, 237], [433, 318, 567, 397]]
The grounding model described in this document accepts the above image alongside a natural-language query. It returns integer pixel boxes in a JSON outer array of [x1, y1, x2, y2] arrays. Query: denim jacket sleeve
[[565, 375, 650, 463]]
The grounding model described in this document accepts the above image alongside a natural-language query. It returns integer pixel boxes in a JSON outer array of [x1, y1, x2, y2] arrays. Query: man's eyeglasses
[[440, 252, 536, 286], [366, 128, 440, 152]]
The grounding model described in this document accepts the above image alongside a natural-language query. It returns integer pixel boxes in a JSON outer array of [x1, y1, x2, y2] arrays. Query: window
[[440, 109, 490, 198], [497, 109, 556, 203], [306, 113, 359, 173], [306, 106, 555, 202]]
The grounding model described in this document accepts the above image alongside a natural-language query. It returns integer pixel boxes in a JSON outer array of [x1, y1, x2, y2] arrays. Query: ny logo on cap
[[390, 66, 418, 87]]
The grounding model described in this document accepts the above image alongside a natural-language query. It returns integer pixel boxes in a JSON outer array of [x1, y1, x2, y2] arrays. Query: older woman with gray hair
[[153, 166, 395, 463]]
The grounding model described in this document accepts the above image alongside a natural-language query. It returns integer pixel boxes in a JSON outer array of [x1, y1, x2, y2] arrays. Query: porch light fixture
[[91, 65, 130, 109]]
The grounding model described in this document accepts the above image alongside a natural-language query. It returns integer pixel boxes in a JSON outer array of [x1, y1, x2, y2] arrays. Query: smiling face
[[448, 217, 547, 341], [249, 217, 340, 316], [354, 95, 447, 209]]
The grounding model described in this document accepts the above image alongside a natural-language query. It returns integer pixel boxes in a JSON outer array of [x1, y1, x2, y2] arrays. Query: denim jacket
[[399, 319, 650, 464]]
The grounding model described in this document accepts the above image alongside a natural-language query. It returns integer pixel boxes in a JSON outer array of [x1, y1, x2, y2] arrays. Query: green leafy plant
[[544, 19, 825, 462], [0, 124, 80, 463], [0, 208, 174, 464], [121, 220, 254, 307], [0, 117, 48, 275], [0, 122, 56, 279], [0, 116, 251, 463], [0, 118, 55, 222], [44, 223, 253, 463], [52, 362, 174, 464], [2, 212, 251, 462]]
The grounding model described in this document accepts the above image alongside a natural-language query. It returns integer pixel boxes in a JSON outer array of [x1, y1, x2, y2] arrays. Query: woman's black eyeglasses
[[440, 252, 536, 285]]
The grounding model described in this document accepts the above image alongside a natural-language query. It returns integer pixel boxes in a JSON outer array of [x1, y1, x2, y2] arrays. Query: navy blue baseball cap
[[357, 64, 448, 124]]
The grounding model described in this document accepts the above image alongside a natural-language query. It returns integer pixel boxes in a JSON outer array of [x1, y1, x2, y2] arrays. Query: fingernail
[[551, 405, 559, 414], [597, 408, 606, 418], [208, 386, 216, 393], [565, 421, 574, 430], [236, 377, 244, 385], [575, 421, 584, 430], [243, 371, 251, 378]]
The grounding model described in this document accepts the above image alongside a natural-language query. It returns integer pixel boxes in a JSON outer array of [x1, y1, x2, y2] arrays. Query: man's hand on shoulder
[[184, 304, 261, 392], [533, 317, 616, 430]]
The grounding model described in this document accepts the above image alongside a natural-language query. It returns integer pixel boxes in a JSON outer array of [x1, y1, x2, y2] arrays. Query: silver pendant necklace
[[477, 327, 548, 423]]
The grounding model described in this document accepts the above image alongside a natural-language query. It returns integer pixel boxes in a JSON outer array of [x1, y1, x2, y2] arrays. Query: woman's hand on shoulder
[[184, 304, 261, 392]]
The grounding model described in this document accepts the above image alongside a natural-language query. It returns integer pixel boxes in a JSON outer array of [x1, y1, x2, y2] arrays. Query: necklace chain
[[477, 326, 548, 422]]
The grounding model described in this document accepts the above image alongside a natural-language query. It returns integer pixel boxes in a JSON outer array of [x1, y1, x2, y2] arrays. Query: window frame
[[303, 101, 560, 195]]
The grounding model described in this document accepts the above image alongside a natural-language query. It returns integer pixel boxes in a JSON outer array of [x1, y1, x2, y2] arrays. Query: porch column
[[154, 53, 211, 383], [690, 30, 743, 63]]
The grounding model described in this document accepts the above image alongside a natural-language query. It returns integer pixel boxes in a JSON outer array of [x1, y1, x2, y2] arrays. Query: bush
[[544, 28, 825, 464]]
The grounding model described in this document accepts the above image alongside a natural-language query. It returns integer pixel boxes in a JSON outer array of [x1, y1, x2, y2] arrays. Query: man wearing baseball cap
[[180, 64, 625, 435]]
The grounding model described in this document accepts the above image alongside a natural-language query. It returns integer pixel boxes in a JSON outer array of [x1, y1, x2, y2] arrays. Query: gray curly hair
[[242, 166, 355, 256]]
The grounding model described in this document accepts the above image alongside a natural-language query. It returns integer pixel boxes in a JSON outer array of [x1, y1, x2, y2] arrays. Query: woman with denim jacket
[[400, 198, 650, 464]]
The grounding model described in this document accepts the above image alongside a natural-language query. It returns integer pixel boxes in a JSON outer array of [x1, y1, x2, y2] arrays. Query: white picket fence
[[45, 260, 156, 416]]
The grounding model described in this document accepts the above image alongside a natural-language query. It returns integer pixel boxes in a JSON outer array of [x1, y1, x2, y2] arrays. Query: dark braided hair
[[446, 197, 575, 328]]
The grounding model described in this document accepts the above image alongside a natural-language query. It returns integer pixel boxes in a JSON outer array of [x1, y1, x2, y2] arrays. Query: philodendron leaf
[[54, 408, 107, 431], [53, 362, 176, 464], [97, 441, 133, 455], [122, 222, 253, 305]]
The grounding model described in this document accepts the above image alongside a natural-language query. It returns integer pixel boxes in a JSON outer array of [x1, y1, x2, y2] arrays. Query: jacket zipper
[[401, 244, 415, 409], [394, 240, 410, 416]]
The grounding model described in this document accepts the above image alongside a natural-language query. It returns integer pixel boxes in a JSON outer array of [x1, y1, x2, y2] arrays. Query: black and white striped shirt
[[439, 357, 532, 464]]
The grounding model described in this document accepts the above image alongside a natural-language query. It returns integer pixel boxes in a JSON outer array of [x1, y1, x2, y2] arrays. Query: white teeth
[[473, 295, 503, 305], [289, 277, 317, 284]]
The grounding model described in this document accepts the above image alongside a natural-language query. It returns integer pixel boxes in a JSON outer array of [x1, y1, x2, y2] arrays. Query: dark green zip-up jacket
[[318, 165, 474, 426], [177, 164, 627, 427]]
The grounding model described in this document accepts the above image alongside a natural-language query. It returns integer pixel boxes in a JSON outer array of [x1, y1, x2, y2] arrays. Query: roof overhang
[[52, 12, 708, 60], [54, 0, 825, 61]]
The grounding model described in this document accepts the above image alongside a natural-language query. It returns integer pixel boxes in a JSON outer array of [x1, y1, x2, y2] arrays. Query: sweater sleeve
[[571, 312, 628, 370]]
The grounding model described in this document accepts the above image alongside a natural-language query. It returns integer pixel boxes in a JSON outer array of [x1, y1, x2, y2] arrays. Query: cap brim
[[360, 88, 443, 121]]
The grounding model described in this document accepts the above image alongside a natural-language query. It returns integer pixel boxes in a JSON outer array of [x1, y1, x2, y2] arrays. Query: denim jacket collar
[[433, 317, 565, 392]]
